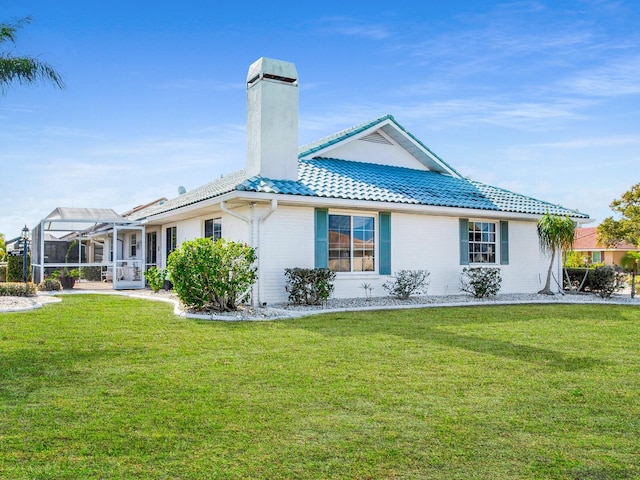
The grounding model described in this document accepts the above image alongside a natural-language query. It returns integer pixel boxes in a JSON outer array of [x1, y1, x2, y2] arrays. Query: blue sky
[[1, 0, 639, 238]]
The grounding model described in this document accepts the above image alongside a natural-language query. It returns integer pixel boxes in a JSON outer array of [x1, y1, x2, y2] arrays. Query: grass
[[1, 295, 639, 479]]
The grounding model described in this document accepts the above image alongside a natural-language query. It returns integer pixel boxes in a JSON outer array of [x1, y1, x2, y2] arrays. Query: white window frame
[[468, 220, 497, 264], [129, 233, 137, 257], [328, 211, 376, 273], [166, 226, 177, 260], [204, 218, 222, 242]]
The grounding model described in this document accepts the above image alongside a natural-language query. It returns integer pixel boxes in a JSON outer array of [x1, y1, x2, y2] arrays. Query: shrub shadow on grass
[[427, 330, 603, 371], [287, 306, 605, 371]]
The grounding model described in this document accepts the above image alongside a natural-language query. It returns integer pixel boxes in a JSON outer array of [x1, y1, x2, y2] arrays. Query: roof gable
[[299, 115, 461, 177]]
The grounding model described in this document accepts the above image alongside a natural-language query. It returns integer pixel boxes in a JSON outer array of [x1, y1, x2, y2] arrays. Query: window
[[146, 232, 157, 265], [592, 251, 602, 263], [328, 214, 375, 272], [130, 233, 137, 257], [204, 218, 222, 241], [468, 221, 496, 264], [166, 226, 177, 258]]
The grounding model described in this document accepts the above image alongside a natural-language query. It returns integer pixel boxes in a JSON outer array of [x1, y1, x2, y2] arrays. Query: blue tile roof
[[237, 158, 589, 218], [133, 116, 588, 220]]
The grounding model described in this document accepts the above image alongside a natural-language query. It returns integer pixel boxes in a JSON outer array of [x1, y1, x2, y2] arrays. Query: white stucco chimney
[[246, 57, 299, 180]]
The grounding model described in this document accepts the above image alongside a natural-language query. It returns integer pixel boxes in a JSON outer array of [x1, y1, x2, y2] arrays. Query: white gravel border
[[3, 289, 639, 320]]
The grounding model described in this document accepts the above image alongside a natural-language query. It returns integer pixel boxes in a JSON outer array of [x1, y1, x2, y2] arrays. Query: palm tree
[[620, 251, 640, 298], [0, 16, 64, 94], [537, 213, 576, 295]]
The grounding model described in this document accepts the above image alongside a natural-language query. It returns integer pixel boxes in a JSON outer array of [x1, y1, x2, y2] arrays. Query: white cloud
[[318, 17, 392, 40]]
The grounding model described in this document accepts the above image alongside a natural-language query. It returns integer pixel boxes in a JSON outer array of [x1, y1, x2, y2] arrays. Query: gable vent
[[360, 131, 392, 145]]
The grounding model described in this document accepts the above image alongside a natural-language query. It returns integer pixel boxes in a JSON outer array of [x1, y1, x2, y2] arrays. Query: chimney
[[246, 57, 299, 180]]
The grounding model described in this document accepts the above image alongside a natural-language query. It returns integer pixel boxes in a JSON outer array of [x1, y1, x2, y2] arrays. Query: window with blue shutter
[[500, 221, 509, 265], [459, 218, 469, 265], [379, 212, 391, 275], [314, 208, 328, 268]]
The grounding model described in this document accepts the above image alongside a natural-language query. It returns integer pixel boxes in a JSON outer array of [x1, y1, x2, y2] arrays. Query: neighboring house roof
[[573, 227, 638, 250], [133, 169, 248, 219], [132, 117, 589, 221], [121, 197, 168, 217]]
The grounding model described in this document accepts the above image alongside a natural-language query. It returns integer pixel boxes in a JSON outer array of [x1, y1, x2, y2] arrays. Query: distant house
[[117, 57, 590, 304], [570, 227, 640, 266]]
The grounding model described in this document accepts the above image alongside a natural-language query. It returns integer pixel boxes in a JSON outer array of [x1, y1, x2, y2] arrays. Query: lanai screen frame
[[31, 207, 143, 286]]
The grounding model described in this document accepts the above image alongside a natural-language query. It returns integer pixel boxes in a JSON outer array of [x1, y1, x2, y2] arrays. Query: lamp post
[[21, 225, 29, 283]]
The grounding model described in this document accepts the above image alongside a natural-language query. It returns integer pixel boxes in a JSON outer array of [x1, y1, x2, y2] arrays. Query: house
[[122, 57, 589, 304], [570, 227, 639, 266]]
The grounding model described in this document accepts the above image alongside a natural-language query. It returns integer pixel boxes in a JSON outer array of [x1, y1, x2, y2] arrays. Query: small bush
[[0, 263, 6, 282], [284, 268, 336, 305], [590, 265, 624, 298], [460, 267, 502, 298], [167, 238, 257, 312], [383, 270, 430, 300], [144, 267, 167, 292], [563, 268, 593, 292], [38, 278, 62, 292], [80, 266, 102, 281], [50, 268, 80, 280], [0, 282, 37, 297]]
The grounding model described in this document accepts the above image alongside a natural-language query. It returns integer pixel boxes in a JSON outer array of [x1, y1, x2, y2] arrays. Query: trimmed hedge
[[460, 267, 502, 298], [383, 270, 430, 300], [0, 282, 37, 297], [38, 278, 62, 292], [7, 254, 31, 282], [284, 268, 336, 305], [564, 266, 625, 297]]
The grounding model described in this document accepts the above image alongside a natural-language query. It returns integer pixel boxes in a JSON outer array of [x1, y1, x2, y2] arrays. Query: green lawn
[[1, 295, 638, 479]]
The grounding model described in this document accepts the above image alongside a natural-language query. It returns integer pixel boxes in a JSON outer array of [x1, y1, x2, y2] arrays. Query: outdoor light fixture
[[21, 225, 29, 283]]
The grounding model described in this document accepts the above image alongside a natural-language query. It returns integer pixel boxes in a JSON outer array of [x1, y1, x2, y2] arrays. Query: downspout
[[220, 199, 278, 306], [257, 199, 278, 305]]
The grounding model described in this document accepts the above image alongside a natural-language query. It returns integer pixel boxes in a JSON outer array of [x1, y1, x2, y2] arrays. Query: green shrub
[[284, 268, 336, 305], [7, 254, 30, 282], [0, 263, 6, 282], [383, 270, 430, 299], [144, 267, 167, 292], [50, 268, 80, 280], [564, 251, 588, 268], [167, 238, 257, 312], [38, 278, 62, 292], [80, 266, 102, 281], [590, 265, 624, 298], [563, 268, 594, 292], [0, 282, 37, 297], [460, 267, 502, 298]]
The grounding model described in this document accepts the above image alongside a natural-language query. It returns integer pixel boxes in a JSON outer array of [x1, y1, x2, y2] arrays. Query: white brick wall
[[152, 204, 554, 304]]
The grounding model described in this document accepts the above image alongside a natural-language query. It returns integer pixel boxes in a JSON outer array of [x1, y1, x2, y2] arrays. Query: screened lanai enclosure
[[31, 207, 146, 290]]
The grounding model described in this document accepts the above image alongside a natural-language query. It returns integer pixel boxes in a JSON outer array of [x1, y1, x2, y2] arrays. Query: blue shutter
[[459, 218, 469, 265], [500, 221, 509, 265], [314, 208, 328, 268], [379, 212, 391, 275]]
